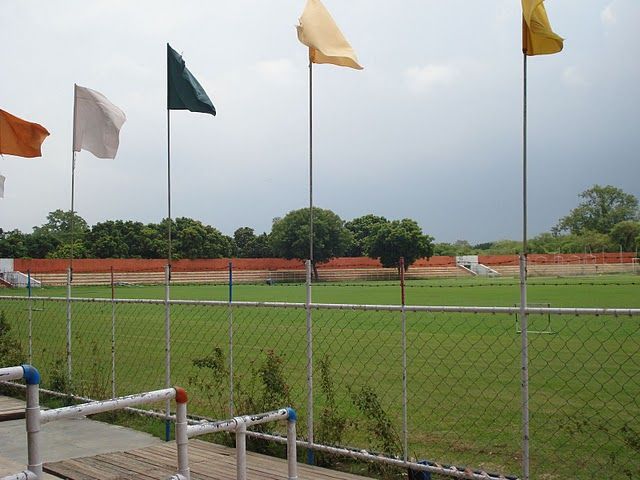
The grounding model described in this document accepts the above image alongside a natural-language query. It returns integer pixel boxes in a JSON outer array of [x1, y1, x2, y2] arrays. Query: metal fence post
[[519, 253, 530, 479], [111, 266, 116, 400], [164, 264, 171, 441], [66, 267, 72, 384], [27, 270, 33, 364], [228, 261, 234, 417], [400, 257, 408, 462], [305, 259, 314, 465]]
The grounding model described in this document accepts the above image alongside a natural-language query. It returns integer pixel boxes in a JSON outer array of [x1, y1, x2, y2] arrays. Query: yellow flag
[[297, 0, 363, 69], [522, 0, 563, 56]]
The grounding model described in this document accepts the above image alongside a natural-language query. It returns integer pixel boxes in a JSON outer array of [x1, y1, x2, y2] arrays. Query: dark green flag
[[167, 44, 216, 115]]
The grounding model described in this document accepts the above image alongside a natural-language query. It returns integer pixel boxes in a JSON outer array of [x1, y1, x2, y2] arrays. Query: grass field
[[3, 274, 640, 307], [1, 274, 638, 479]]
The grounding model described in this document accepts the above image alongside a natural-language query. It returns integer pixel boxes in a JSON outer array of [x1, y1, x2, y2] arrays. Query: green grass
[[1, 274, 638, 479], [4, 274, 640, 307]]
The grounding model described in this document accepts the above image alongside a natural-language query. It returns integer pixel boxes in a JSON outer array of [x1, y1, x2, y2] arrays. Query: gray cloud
[[1, 0, 638, 243]]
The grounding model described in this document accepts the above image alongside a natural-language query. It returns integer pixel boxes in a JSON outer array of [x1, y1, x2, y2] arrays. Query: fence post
[[228, 261, 234, 417], [305, 259, 314, 465], [400, 257, 408, 462], [518, 253, 530, 479], [66, 267, 72, 384], [164, 264, 171, 442], [111, 266, 116, 400], [27, 270, 33, 364]]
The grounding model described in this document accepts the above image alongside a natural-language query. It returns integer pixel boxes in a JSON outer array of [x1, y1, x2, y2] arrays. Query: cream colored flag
[[297, 0, 363, 69], [73, 84, 126, 159]]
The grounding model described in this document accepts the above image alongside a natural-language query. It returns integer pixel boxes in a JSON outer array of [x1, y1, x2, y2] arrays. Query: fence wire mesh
[[0, 295, 638, 479]]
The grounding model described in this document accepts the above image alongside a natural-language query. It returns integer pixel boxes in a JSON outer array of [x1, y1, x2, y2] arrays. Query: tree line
[[0, 207, 433, 273], [434, 185, 640, 256], [1, 185, 638, 270]]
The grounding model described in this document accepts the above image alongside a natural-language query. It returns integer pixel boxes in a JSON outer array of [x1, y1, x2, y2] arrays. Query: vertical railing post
[[164, 264, 171, 441], [24, 365, 42, 479], [286, 408, 299, 480], [175, 388, 190, 480], [305, 259, 314, 465], [65, 267, 72, 384], [236, 422, 247, 480]]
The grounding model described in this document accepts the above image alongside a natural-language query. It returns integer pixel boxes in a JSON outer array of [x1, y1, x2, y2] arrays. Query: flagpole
[[70, 85, 78, 279], [306, 57, 315, 466], [67, 84, 78, 384], [164, 104, 172, 442], [165, 43, 172, 441], [167, 108, 172, 268], [308, 60, 314, 269], [519, 50, 530, 480]]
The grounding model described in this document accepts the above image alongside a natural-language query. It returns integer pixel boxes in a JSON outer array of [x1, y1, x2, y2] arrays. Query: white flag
[[0, 174, 5, 198], [73, 84, 126, 159]]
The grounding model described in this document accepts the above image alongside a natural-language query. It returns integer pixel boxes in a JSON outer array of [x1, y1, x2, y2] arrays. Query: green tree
[[31, 209, 89, 258], [555, 185, 639, 235], [433, 240, 475, 256], [344, 214, 388, 256], [232, 227, 272, 258], [233, 227, 256, 257], [558, 231, 613, 254], [609, 221, 640, 252], [87, 221, 131, 258], [174, 217, 232, 259], [270, 207, 352, 279], [0, 229, 29, 257], [367, 219, 434, 271]]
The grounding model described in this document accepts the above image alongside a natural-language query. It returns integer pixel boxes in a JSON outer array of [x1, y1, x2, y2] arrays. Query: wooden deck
[[0, 395, 26, 422], [44, 439, 373, 480]]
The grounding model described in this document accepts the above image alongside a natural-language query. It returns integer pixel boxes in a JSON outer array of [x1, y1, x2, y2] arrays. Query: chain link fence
[[0, 295, 639, 479]]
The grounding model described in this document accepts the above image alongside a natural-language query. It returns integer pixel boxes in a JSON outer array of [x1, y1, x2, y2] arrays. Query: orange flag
[[0, 109, 50, 158]]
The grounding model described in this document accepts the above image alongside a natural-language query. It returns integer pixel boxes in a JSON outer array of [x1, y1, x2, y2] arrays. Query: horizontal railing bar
[[247, 431, 516, 480], [0, 366, 25, 383], [1, 295, 639, 316], [40, 388, 176, 424], [187, 408, 290, 438]]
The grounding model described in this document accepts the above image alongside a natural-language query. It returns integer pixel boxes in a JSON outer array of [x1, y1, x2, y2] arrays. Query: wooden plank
[[44, 439, 374, 480], [0, 396, 26, 422]]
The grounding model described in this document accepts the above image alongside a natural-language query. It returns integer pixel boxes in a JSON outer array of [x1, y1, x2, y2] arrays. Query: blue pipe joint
[[21, 365, 41, 385], [286, 407, 297, 422]]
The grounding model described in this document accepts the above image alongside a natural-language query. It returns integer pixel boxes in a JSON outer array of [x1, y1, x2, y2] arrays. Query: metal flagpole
[[167, 109, 173, 269], [164, 106, 172, 442], [309, 60, 314, 267], [69, 85, 77, 277], [519, 50, 531, 480], [306, 58, 315, 465], [67, 85, 78, 384]]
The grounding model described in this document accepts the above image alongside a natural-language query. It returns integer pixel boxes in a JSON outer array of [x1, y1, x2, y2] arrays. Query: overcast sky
[[1, 0, 638, 244]]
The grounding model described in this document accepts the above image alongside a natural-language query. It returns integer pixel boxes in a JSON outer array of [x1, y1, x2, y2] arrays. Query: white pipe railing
[[4, 382, 190, 480], [186, 407, 298, 480], [0, 365, 41, 480]]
